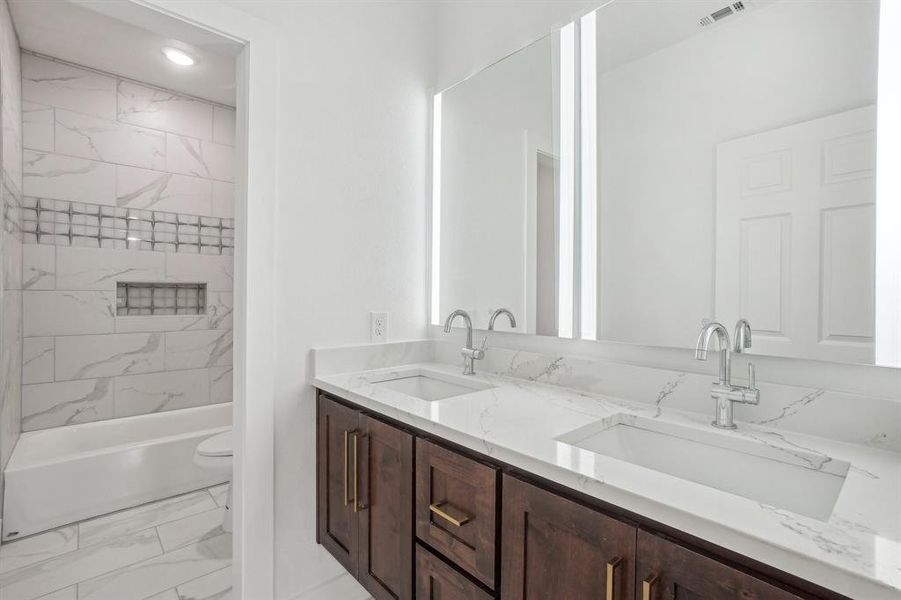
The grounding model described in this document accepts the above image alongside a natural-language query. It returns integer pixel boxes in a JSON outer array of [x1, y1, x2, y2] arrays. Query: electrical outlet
[[370, 311, 388, 343]]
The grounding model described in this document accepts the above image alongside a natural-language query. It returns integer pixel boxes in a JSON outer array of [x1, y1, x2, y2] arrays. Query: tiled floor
[[0, 484, 231, 600]]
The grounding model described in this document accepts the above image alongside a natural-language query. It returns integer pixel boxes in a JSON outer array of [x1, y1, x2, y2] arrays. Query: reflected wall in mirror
[[590, 0, 881, 364], [432, 0, 897, 367], [433, 33, 565, 336]]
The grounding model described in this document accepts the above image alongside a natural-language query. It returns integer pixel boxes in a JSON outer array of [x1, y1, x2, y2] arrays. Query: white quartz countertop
[[314, 362, 901, 599]]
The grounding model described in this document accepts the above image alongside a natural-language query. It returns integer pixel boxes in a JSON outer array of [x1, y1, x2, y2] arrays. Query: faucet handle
[[747, 363, 756, 391], [479, 336, 488, 352]]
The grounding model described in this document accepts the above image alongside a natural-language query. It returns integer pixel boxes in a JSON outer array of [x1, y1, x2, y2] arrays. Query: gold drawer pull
[[343, 430, 352, 506], [353, 432, 361, 513], [605, 556, 622, 600], [642, 572, 658, 600], [429, 502, 471, 527]]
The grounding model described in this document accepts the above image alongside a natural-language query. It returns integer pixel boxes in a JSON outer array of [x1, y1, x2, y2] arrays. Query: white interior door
[[716, 105, 876, 363]]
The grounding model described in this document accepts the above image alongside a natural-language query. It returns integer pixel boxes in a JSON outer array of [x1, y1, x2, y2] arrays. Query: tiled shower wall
[[0, 0, 22, 510], [19, 53, 235, 432]]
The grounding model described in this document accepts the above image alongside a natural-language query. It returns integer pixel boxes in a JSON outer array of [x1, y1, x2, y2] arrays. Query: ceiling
[[8, 0, 241, 106]]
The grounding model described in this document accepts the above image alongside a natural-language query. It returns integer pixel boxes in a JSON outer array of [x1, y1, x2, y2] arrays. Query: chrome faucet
[[694, 321, 759, 429], [733, 318, 752, 353], [488, 308, 517, 331], [443, 309, 484, 375]]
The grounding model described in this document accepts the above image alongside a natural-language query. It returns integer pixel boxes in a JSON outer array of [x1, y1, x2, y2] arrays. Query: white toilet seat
[[193, 430, 233, 474]]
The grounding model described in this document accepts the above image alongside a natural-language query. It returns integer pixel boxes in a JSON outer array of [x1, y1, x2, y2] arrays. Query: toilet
[[193, 430, 233, 533]]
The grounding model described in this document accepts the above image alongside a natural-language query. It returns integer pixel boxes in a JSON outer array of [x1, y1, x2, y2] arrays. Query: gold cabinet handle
[[343, 430, 352, 506], [642, 572, 658, 600], [429, 502, 470, 527], [605, 556, 622, 600], [352, 432, 361, 513]]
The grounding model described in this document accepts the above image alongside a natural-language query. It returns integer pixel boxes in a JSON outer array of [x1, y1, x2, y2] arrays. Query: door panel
[[358, 414, 414, 600], [316, 394, 360, 577], [415, 544, 493, 600], [635, 529, 805, 599], [501, 475, 636, 600]]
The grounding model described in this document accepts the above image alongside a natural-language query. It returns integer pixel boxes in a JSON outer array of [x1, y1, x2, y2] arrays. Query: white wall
[[596, 0, 879, 348], [439, 36, 552, 331], [18, 54, 236, 431], [222, 1, 432, 598], [0, 0, 22, 516]]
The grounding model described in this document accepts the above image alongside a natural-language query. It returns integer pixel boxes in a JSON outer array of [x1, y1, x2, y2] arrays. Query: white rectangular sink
[[370, 368, 492, 402], [556, 414, 849, 520]]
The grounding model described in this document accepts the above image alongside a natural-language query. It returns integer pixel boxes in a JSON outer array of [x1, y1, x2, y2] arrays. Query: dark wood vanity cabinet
[[635, 530, 805, 600], [501, 475, 637, 600], [316, 389, 841, 600], [316, 394, 413, 600]]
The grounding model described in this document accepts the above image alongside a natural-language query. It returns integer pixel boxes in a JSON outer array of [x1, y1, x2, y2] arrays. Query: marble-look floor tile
[[157, 507, 226, 552], [34, 587, 76, 600], [0, 528, 161, 600], [0, 525, 77, 574], [77, 532, 231, 600], [79, 490, 217, 549], [146, 589, 179, 600], [207, 484, 229, 509], [295, 572, 372, 600], [175, 565, 231, 600]]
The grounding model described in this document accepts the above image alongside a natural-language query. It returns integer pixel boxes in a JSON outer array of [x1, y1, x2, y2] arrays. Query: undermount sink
[[370, 368, 492, 402], [556, 414, 849, 520]]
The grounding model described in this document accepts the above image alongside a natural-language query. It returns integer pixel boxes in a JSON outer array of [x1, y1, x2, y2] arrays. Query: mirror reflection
[[434, 0, 887, 366]]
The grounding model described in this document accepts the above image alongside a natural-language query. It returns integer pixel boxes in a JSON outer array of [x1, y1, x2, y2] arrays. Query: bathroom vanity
[[313, 350, 900, 600]]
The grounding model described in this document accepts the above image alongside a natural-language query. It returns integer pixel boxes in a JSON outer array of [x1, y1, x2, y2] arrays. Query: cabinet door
[[316, 394, 360, 577], [416, 544, 493, 600], [358, 414, 414, 600], [415, 439, 497, 588], [501, 475, 637, 600], [635, 530, 805, 600]]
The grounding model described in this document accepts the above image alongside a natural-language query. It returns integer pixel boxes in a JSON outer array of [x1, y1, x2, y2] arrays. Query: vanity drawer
[[415, 439, 498, 589], [415, 544, 493, 600]]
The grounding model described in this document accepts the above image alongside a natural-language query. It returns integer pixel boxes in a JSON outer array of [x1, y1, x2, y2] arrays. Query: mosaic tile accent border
[[22, 197, 235, 255]]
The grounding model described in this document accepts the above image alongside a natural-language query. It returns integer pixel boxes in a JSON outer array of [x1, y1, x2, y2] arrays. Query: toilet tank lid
[[197, 431, 232, 457]]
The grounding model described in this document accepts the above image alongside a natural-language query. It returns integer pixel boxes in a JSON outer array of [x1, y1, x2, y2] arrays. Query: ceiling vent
[[699, 2, 747, 27]]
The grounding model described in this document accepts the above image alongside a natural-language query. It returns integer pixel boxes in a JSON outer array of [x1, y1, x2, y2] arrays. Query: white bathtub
[[2, 403, 231, 540]]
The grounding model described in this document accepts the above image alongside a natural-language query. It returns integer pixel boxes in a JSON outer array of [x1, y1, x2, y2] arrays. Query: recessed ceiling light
[[162, 47, 195, 66]]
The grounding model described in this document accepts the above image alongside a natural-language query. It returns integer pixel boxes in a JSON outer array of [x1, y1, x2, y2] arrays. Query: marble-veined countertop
[[314, 361, 901, 599]]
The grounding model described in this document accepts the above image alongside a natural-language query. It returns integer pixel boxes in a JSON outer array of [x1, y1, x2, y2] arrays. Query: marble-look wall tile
[[207, 292, 233, 329], [115, 165, 211, 214], [165, 134, 233, 182], [55, 109, 166, 171], [22, 101, 53, 152], [165, 330, 232, 370], [165, 253, 233, 291], [211, 180, 234, 219], [117, 80, 213, 140], [21, 54, 118, 120], [1, 222, 22, 289], [0, 290, 22, 478], [212, 106, 236, 146], [209, 366, 232, 404], [23, 243, 55, 289], [115, 314, 208, 334], [23, 150, 115, 204], [56, 245, 165, 290], [22, 377, 114, 431], [55, 332, 164, 380], [114, 368, 209, 417], [24, 290, 115, 336], [23, 337, 54, 384]]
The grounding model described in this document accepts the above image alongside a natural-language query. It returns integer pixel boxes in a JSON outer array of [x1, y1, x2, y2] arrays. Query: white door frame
[[133, 1, 279, 598]]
